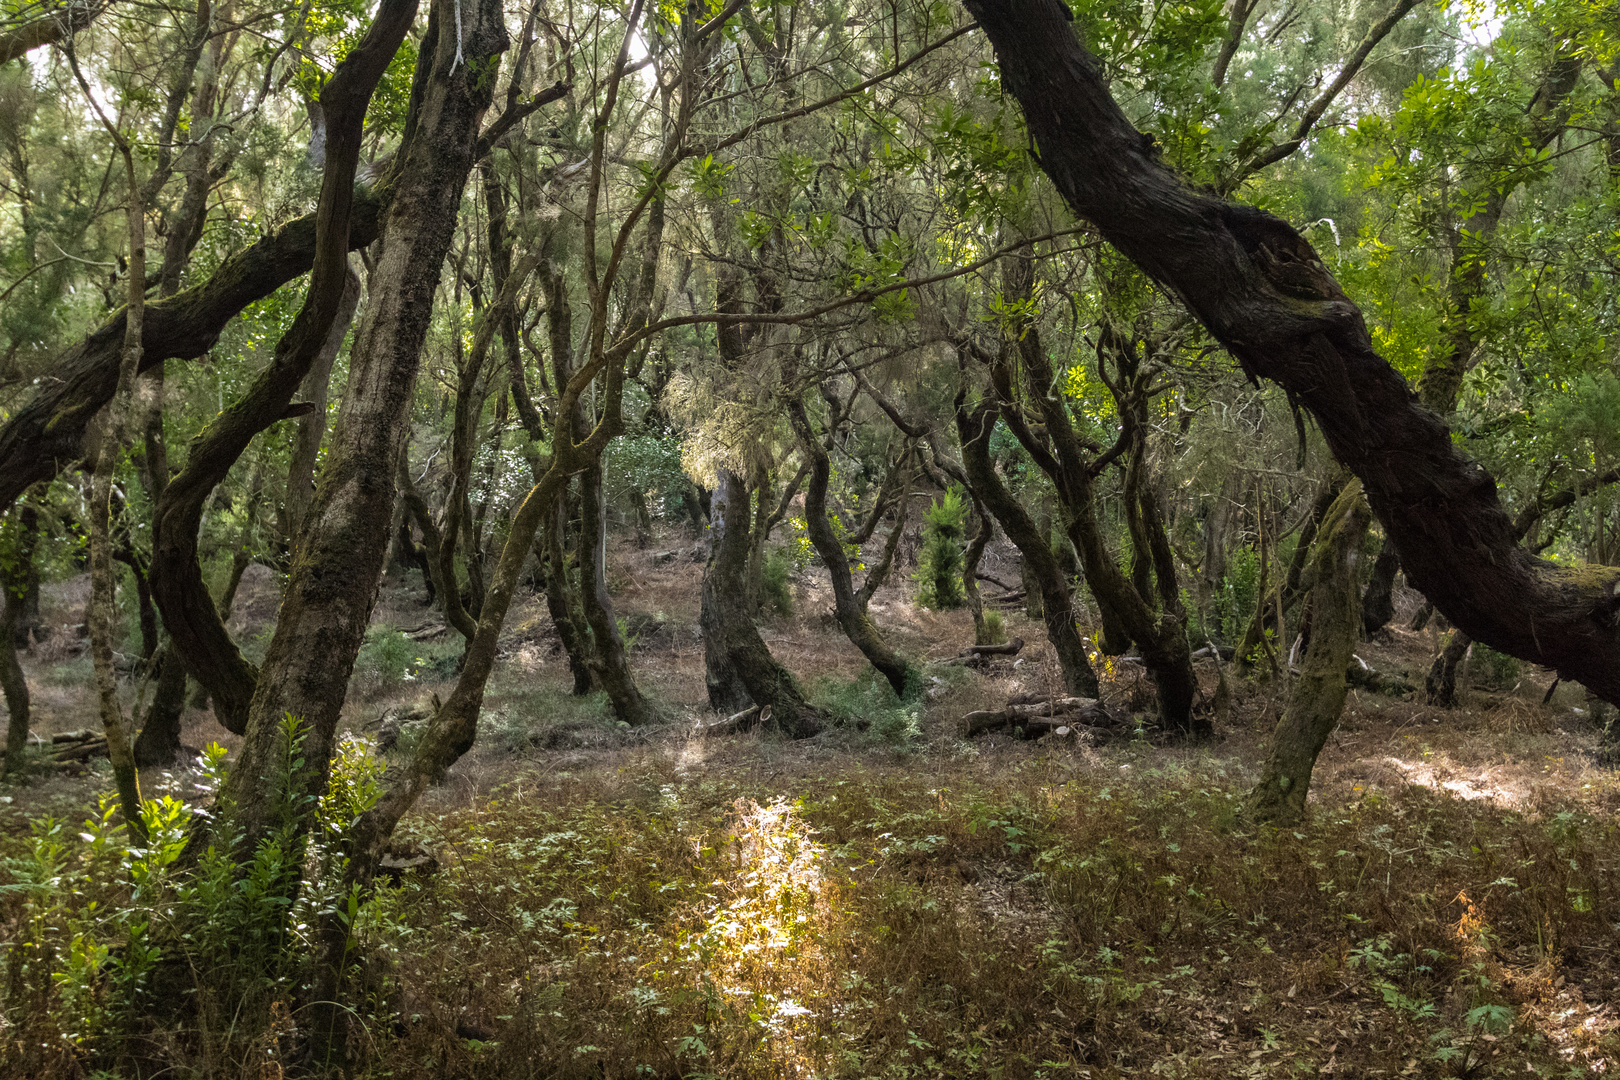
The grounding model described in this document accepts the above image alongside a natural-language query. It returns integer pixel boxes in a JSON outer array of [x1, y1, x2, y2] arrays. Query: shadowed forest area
[[1, 0, 1619, 1075]]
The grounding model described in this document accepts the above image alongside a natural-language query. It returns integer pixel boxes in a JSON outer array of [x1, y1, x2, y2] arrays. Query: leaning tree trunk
[[700, 468, 821, 734], [785, 393, 915, 697], [1249, 481, 1373, 825], [957, 395, 1100, 698], [963, 491, 996, 645], [220, 0, 505, 848], [280, 264, 361, 548], [132, 645, 188, 767], [960, 0, 1620, 707]]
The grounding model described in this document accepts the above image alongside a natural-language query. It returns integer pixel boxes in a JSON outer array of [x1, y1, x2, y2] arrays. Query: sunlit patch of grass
[[370, 759, 1619, 1078]]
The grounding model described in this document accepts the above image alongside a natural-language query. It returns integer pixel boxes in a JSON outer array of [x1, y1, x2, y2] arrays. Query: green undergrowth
[[362, 759, 1618, 1079]]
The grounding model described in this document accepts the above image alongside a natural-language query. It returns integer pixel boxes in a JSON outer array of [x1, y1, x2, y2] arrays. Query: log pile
[[0, 729, 112, 772], [961, 695, 1122, 739]]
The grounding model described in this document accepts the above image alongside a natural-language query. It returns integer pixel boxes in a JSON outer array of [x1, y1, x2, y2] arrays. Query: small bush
[[813, 672, 922, 748], [916, 489, 967, 610], [981, 608, 1006, 645], [357, 626, 414, 683], [762, 547, 795, 615]]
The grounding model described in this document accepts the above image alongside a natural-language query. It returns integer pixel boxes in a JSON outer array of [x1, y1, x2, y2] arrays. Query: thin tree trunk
[[786, 392, 915, 697], [957, 395, 1099, 697], [1426, 631, 1471, 707], [1361, 537, 1400, 636], [1249, 482, 1373, 824], [541, 498, 595, 695], [1, 504, 38, 778], [579, 459, 650, 724], [281, 265, 361, 547]]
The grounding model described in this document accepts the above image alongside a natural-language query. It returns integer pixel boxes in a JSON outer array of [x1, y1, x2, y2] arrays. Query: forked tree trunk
[[221, 0, 505, 848], [957, 396, 1099, 698], [700, 468, 821, 734], [961, 0, 1620, 706], [1249, 482, 1373, 825]]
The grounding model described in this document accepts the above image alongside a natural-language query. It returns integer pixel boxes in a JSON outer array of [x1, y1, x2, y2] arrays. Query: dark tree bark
[[541, 499, 595, 695], [961, 0, 1620, 706], [1249, 483, 1373, 824], [147, 0, 409, 737], [132, 644, 188, 767], [580, 459, 652, 724], [785, 389, 916, 697], [1, 504, 39, 778], [0, 193, 385, 517], [221, 0, 504, 843], [957, 393, 1100, 698], [1426, 631, 1471, 707], [1361, 537, 1400, 636], [280, 266, 361, 547], [700, 468, 822, 733]]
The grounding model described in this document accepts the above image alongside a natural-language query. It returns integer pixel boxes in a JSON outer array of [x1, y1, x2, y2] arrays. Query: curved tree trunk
[[700, 468, 821, 734], [786, 393, 915, 697], [1426, 631, 1471, 708], [221, 0, 505, 847], [132, 642, 188, 767], [280, 265, 361, 548], [960, 0, 1620, 706], [1249, 482, 1373, 825], [957, 395, 1100, 698]]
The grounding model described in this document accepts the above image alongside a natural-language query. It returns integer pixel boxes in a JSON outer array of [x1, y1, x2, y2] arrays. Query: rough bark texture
[[132, 642, 188, 767], [541, 501, 595, 695], [221, 0, 504, 843], [957, 395, 1099, 698], [1426, 631, 1471, 708], [1249, 482, 1373, 825], [580, 460, 651, 724], [148, 2, 408, 737], [0, 505, 38, 778], [700, 468, 821, 734], [961, 0, 1620, 706], [281, 265, 362, 547]]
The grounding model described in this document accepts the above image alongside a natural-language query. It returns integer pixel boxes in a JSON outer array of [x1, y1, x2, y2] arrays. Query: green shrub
[[915, 489, 967, 610], [982, 607, 1006, 645], [813, 672, 922, 748], [1472, 644, 1521, 688], [762, 547, 795, 615], [357, 626, 413, 683]]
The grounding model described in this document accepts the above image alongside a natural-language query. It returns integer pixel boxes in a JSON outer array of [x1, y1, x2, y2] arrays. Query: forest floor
[[2, 530, 1618, 1079]]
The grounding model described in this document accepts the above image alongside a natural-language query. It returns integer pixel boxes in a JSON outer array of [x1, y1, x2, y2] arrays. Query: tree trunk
[[1426, 631, 1471, 708], [1361, 537, 1400, 637], [1, 504, 38, 778], [281, 264, 361, 547], [541, 498, 595, 695], [1249, 482, 1373, 825], [579, 460, 651, 724], [964, 492, 995, 645], [786, 392, 915, 697], [221, 0, 506, 848], [960, 0, 1620, 707], [700, 468, 821, 734], [957, 395, 1099, 698]]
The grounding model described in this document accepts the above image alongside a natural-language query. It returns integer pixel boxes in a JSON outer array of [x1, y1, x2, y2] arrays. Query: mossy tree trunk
[[700, 467, 821, 733], [1, 503, 39, 778], [1249, 482, 1373, 825]]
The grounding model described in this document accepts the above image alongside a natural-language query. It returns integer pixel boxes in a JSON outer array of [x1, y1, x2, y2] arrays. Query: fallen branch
[[696, 704, 770, 736], [960, 637, 1024, 657]]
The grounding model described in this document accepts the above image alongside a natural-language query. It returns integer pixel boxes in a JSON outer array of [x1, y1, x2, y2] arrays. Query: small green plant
[[915, 489, 967, 610], [357, 626, 413, 683], [981, 608, 1006, 645], [1471, 644, 1520, 687], [812, 672, 922, 748], [762, 547, 795, 616]]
